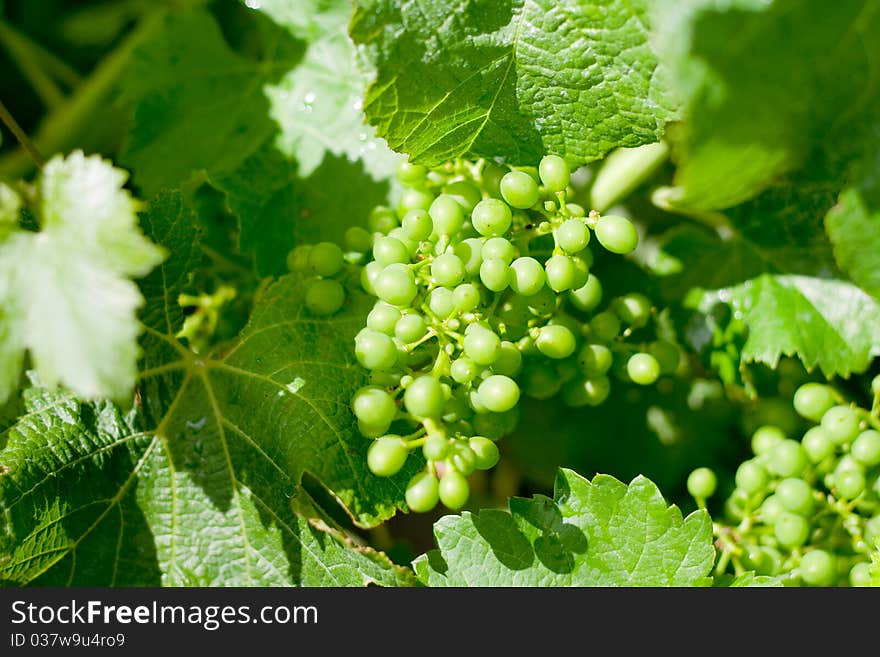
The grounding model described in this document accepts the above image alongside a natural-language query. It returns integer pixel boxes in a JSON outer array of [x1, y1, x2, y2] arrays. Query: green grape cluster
[[689, 375, 880, 586], [290, 156, 677, 513]]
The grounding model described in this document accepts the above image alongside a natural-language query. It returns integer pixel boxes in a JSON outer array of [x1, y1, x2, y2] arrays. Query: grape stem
[[0, 100, 44, 168]]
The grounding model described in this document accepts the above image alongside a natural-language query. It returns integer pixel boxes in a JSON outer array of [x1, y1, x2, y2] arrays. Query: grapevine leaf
[[654, 0, 880, 210], [0, 385, 414, 586], [0, 152, 165, 404], [255, 0, 401, 180], [825, 149, 880, 299], [210, 147, 390, 276], [727, 572, 783, 587], [414, 469, 714, 586], [120, 9, 302, 193], [350, 0, 677, 167], [701, 275, 880, 378]]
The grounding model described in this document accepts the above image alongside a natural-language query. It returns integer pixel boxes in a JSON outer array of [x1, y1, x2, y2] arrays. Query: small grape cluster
[[290, 156, 677, 513], [688, 375, 880, 585]]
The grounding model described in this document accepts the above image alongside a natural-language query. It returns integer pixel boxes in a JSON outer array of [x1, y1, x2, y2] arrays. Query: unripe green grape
[[367, 436, 408, 477], [482, 161, 507, 198], [751, 425, 786, 455], [724, 488, 750, 522], [480, 257, 511, 292], [406, 472, 440, 512], [556, 219, 590, 253], [766, 439, 808, 478], [627, 353, 660, 385], [451, 283, 480, 313], [439, 470, 470, 510], [493, 341, 523, 376], [590, 311, 620, 342], [547, 313, 581, 338], [358, 417, 392, 439], [360, 261, 382, 295], [820, 405, 862, 445], [760, 494, 785, 524], [522, 361, 563, 399], [344, 226, 373, 253], [865, 515, 880, 547], [469, 436, 500, 470], [287, 244, 312, 272], [538, 154, 570, 192], [402, 209, 433, 241], [568, 275, 602, 313], [451, 357, 480, 384], [308, 241, 345, 276], [648, 340, 680, 374], [482, 237, 517, 264], [374, 263, 417, 307], [833, 467, 865, 499], [477, 375, 520, 413], [562, 376, 611, 407], [373, 236, 410, 266], [500, 170, 540, 209], [687, 467, 717, 499], [450, 442, 477, 476], [873, 374, 880, 396], [774, 512, 810, 548], [472, 198, 513, 236], [395, 313, 427, 343], [744, 545, 783, 577], [509, 257, 546, 296], [594, 214, 638, 254], [387, 227, 419, 256], [428, 287, 456, 318], [735, 459, 769, 496], [464, 327, 502, 365], [305, 279, 345, 315], [612, 293, 652, 327], [351, 386, 397, 427], [799, 550, 836, 586], [578, 343, 613, 377], [775, 478, 813, 516], [454, 237, 484, 276], [404, 376, 446, 418], [430, 253, 465, 287], [526, 286, 557, 316], [792, 383, 837, 421], [397, 188, 435, 217], [849, 562, 873, 587], [566, 203, 586, 217], [429, 194, 465, 235], [544, 254, 577, 292], [397, 160, 428, 184], [369, 206, 399, 233], [536, 325, 577, 359], [423, 434, 450, 461], [851, 430, 880, 466], [442, 180, 482, 213], [569, 254, 591, 290], [473, 408, 519, 440], [355, 330, 398, 370]]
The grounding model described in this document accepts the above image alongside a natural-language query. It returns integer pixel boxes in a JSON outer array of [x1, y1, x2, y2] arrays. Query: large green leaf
[[0, 194, 415, 586], [825, 149, 880, 299], [701, 275, 880, 378], [351, 0, 676, 167], [0, 152, 164, 405], [654, 0, 880, 210], [414, 469, 714, 586], [0, 385, 413, 586], [122, 3, 399, 275]]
